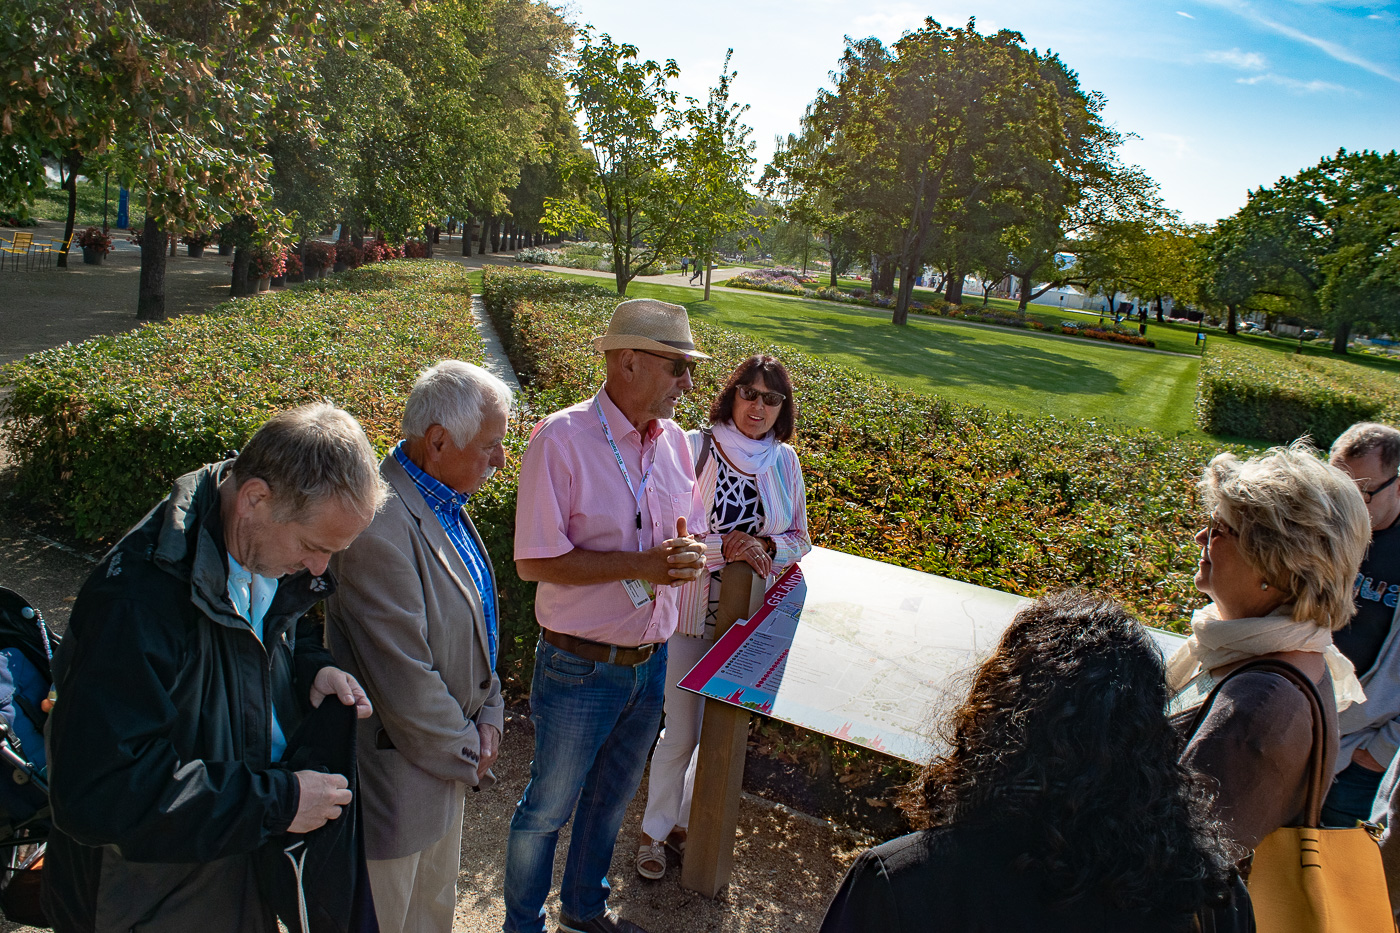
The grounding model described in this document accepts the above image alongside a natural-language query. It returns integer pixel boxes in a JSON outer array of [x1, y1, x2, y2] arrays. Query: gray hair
[[1201, 440, 1370, 631], [1330, 422, 1400, 473], [401, 360, 513, 447], [234, 403, 387, 521]]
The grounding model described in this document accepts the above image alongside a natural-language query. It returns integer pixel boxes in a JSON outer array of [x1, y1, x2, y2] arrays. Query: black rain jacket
[[42, 461, 337, 931]]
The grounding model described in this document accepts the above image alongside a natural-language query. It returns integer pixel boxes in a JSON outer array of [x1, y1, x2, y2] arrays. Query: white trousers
[[640, 632, 713, 842], [365, 791, 466, 933]]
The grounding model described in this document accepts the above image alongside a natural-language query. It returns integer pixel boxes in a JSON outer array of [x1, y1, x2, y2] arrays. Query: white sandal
[[635, 839, 666, 880]]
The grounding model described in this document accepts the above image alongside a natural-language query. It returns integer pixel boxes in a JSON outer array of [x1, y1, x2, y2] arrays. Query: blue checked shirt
[[393, 441, 498, 669]]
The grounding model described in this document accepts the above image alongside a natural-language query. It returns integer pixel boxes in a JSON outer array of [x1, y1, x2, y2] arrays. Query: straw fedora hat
[[592, 298, 710, 359]]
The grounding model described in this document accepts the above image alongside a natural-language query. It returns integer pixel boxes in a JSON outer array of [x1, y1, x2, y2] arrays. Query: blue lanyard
[[595, 396, 651, 546]]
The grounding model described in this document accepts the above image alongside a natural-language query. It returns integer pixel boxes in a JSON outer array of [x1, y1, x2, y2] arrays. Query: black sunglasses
[[737, 384, 786, 407], [1360, 473, 1399, 504], [635, 349, 697, 377]]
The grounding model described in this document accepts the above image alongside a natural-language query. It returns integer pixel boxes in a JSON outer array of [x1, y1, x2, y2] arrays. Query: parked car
[[1302, 329, 1322, 340]]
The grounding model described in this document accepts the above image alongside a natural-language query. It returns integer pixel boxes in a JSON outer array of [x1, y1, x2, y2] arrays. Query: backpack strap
[[694, 429, 715, 476], [1180, 658, 1329, 828]]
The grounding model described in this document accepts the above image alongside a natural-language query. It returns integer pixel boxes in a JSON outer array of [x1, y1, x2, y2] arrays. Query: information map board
[[678, 546, 1188, 763]]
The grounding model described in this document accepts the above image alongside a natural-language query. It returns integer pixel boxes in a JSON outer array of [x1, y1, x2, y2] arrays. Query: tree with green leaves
[[543, 28, 699, 296], [675, 50, 757, 300], [808, 20, 1098, 324], [1200, 149, 1399, 352]]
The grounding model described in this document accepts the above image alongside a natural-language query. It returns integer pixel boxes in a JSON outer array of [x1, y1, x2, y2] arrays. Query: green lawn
[[537, 271, 1203, 438], [12, 176, 146, 229]]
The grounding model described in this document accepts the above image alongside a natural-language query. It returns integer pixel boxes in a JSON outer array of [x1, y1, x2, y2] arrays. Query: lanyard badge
[[596, 397, 656, 606]]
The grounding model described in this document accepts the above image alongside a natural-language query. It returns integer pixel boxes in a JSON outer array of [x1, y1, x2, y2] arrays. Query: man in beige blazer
[[327, 360, 512, 933]]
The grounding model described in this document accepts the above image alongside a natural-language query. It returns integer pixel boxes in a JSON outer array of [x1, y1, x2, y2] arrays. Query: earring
[[1261, 582, 1270, 590]]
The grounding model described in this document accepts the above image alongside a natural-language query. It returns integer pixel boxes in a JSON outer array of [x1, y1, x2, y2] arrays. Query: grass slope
[[541, 272, 1202, 437]]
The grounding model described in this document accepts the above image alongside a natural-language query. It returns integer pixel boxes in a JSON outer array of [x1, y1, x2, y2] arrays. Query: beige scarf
[[1165, 602, 1365, 711]]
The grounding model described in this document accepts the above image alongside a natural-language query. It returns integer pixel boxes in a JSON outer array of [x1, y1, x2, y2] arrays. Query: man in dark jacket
[[43, 403, 388, 933]]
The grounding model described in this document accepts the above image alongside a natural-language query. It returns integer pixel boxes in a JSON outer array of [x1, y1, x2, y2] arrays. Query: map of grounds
[[679, 546, 1187, 763]]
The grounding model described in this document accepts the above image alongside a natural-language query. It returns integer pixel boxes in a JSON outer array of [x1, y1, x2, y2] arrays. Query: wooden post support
[[681, 561, 765, 897]]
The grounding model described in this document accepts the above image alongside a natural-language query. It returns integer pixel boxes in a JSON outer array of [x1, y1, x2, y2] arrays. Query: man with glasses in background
[[504, 298, 708, 933], [1327, 422, 1400, 825]]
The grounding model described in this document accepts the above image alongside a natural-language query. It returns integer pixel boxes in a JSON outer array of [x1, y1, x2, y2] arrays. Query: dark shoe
[[557, 908, 651, 933]]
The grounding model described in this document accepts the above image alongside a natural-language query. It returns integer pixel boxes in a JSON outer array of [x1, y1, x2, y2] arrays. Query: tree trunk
[[1154, 295, 1165, 323], [59, 155, 79, 269], [136, 218, 168, 320], [703, 257, 713, 301], [1226, 304, 1238, 336], [1017, 274, 1032, 312], [490, 218, 501, 252], [944, 268, 965, 305], [1333, 320, 1351, 354], [892, 259, 917, 325], [231, 245, 254, 296], [477, 217, 488, 255], [423, 224, 434, 259], [463, 217, 475, 256]]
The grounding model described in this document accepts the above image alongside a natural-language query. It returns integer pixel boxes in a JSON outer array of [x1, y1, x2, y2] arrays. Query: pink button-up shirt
[[514, 387, 703, 645]]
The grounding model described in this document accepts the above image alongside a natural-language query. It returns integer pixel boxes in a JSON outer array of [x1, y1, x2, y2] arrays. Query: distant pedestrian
[[690, 259, 702, 286], [680, 258, 689, 277]]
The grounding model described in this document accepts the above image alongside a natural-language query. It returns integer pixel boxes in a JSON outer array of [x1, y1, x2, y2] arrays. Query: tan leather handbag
[[1183, 659, 1395, 933]]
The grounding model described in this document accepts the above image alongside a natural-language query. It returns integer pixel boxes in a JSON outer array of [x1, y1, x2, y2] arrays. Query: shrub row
[[1, 261, 485, 541], [1195, 341, 1400, 446], [481, 266, 1220, 644]]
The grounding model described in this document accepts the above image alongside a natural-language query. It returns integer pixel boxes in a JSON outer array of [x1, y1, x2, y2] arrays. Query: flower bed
[[1, 263, 483, 541], [1196, 341, 1400, 446]]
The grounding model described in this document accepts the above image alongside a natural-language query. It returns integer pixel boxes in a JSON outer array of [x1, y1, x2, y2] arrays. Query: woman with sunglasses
[[635, 354, 811, 880], [1167, 441, 1370, 852]]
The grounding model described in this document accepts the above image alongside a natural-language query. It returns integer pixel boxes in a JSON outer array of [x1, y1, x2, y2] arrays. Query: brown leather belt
[[541, 628, 658, 667]]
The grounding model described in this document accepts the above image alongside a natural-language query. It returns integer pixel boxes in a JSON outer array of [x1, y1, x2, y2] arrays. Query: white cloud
[[1199, 0, 1400, 82], [1236, 73, 1352, 92], [1177, 10, 1196, 17], [1202, 47, 1268, 69], [851, 3, 931, 38]]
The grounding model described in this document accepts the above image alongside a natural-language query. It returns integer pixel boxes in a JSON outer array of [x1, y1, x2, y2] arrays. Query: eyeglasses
[[635, 349, 697, 377], [1358, 474, 1399, 504], [1206, 514, 1236, 541], [737, 384, 786, 407]]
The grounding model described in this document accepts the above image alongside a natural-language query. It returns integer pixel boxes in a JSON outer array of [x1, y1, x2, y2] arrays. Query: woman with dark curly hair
[[820, 591, 1249, 933], [635, 354, 811, 880]]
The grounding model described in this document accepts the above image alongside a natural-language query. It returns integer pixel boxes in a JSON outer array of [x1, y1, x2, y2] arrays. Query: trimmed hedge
[[1195, 341, 1400, 446], [482, 266, 1219, 637], [1, 262, 486, 541]]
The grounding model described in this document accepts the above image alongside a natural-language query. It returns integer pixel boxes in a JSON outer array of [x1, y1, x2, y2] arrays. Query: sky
[[559, 0, 1400, 225]]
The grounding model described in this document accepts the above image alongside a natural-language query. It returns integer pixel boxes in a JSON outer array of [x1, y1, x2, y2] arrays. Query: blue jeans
[[502, 639, 667, 933], [1321, 759, 1386, 827]]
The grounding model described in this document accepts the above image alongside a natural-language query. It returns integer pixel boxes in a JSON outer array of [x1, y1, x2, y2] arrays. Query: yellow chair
[[0, 231, 36, 271], [34, 233, 75, 270]]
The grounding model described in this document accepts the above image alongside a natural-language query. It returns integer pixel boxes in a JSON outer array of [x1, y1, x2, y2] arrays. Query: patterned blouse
[[675, 427, 811, 639]]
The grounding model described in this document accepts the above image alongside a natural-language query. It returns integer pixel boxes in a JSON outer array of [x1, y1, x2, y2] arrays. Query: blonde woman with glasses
[[1167, 441, 1371, 852]]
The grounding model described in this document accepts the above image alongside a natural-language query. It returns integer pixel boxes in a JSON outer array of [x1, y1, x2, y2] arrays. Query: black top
[[1337, 520, 1400, 674], [820, 823, 1252, 933]]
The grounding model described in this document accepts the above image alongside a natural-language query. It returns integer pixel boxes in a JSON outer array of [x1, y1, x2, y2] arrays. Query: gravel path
[[0, 237, 863, 932]]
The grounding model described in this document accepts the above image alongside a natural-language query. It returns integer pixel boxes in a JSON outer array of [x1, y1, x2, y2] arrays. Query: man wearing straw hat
[[505, 298, 710, 933]]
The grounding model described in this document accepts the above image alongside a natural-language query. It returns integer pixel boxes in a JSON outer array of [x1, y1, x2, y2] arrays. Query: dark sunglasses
[[737, 384, 786, 407], [635, 349, 697, 377], [1359, 473, 1399, 504]]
